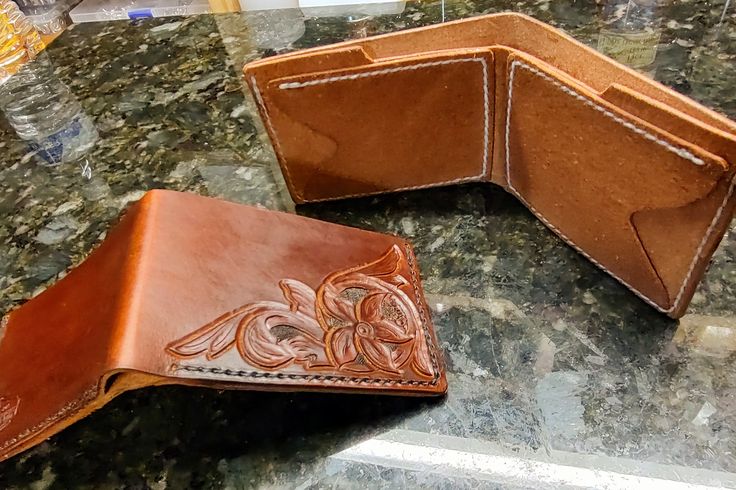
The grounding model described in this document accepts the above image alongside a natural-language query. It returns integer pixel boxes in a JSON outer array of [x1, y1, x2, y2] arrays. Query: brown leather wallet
[[0, 190, 446, 462], [243, 12, 736, 319]]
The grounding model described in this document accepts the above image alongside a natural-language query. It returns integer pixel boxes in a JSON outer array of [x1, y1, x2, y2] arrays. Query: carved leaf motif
[[317, 283, 356, 329], [167, 306, 256, 360], [328, 326, 358, 366], [411, 333, 435, 379], [238, 304, 329, 369], [345, 245, 409, 289], [279, 279, 317, 318], [166, 245, 435, 379]]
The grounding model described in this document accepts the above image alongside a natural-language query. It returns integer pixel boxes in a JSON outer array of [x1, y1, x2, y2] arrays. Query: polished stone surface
[[1, 0, 736, 488]]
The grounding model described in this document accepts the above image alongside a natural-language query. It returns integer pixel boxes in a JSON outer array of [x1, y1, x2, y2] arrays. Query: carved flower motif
[[325, 291, 415, 374], [167, 245, 434, 379]]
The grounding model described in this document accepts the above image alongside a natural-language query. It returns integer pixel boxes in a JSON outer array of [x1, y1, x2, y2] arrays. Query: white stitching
[[505, 59, 667, 311], [480, 57, 490, 179], [505, 59, 735, 314], [507, 62, 705, 166], [250, 76, 302, 201], [272, 57, 490, 200], [672, 176, 736, 309], [279, 58, 482, 92]]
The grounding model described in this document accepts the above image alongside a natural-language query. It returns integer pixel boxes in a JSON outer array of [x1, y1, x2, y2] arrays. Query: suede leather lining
[[244, 13, 736, 318]]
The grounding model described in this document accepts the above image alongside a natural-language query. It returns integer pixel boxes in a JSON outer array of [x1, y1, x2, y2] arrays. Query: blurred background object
[[0, 0, 97, 166], [240, 0, 297, 9], [597, 0, 663, 76], [689, 1, 736, 114], [69, 0, 408, 22], [240, 7, 305, 50], [13, 0, 70, 36], [69, 0, 207, 22], [299, 0, 405, 17], [0, 0, 44, 79], [674, 314, 736, 359]]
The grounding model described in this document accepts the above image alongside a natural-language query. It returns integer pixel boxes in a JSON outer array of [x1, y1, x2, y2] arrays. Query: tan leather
[[0, 190, 446, 462], [243, 12, 736, 319]]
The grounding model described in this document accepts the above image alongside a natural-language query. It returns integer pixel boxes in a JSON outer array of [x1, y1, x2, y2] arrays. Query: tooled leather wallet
[[0, 190, 446, 462], [243, 12, 736, 320]]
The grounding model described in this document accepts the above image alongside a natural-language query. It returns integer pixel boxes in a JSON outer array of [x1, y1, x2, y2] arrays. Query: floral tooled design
[[167, 245, 434, 379], [0, 396, 19, 432]]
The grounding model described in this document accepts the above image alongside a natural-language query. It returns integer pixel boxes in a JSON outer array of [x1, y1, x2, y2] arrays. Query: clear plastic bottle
[[597, 0, 663, 76], [0, 0, 97, 166], [13, 0, 70, 36], [0, 0, 44, 75]]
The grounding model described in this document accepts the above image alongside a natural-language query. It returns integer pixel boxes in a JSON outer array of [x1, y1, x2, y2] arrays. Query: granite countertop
[[1, 1, 736, 488]]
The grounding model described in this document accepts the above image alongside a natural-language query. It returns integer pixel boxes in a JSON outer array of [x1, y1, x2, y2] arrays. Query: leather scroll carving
[[167, 245, 435, 379]]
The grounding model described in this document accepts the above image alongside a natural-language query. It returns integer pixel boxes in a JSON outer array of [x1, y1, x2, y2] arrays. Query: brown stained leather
[[261, 49, 494, 201], [243, 12, 736, 319], [0, 190, 447, 463]]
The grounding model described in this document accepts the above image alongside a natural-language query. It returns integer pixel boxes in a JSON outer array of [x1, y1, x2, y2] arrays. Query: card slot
[[601, 83, 736, 168], [245, 45, 375, 84], [504, 53, 729, 315]]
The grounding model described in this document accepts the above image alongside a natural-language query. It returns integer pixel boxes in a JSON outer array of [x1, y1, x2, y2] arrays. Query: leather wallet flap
[[503, 52, 731, 313], [247, 49, 494, 203]]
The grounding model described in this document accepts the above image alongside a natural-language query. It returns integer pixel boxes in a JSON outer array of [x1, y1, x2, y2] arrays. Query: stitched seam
[[0, 386, 98, 454], [279, 57, 482, 91], [505, 60, 665, 311], [672, 175, 736, 310], [480, 57, 490, 179], [250, 76, 303, 201], [274, 57, 490, 199], [174, 244, 441, 387], [505, 60, 735, 314], [173, 366, 436, 386], [509, 62, 705, 166]]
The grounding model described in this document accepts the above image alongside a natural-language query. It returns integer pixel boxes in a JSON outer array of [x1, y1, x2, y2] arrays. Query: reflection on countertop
[[1, 0, 736, 488]]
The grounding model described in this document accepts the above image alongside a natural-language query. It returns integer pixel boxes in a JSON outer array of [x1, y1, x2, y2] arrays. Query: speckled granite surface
[[1, 1, 736, 488]]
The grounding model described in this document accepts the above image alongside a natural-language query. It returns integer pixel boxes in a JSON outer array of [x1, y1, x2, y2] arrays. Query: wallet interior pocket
[[503, 52, 729, 313], [600, 83, 736, 162], [249, 49, 495, 203]]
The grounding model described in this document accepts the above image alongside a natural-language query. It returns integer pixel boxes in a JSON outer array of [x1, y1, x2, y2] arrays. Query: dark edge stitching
[[173, 244, 441, 387]]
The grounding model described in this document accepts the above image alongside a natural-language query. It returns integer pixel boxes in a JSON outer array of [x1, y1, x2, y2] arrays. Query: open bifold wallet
[[244, 12, 736, 320], [2, 12, 736, 463]]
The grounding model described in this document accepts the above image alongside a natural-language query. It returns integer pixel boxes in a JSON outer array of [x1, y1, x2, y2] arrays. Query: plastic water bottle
[[13, 0, 70, 36], [597, 0, 662, 76], [0, 0, 45, 77], [0, 0, 98, 166]]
